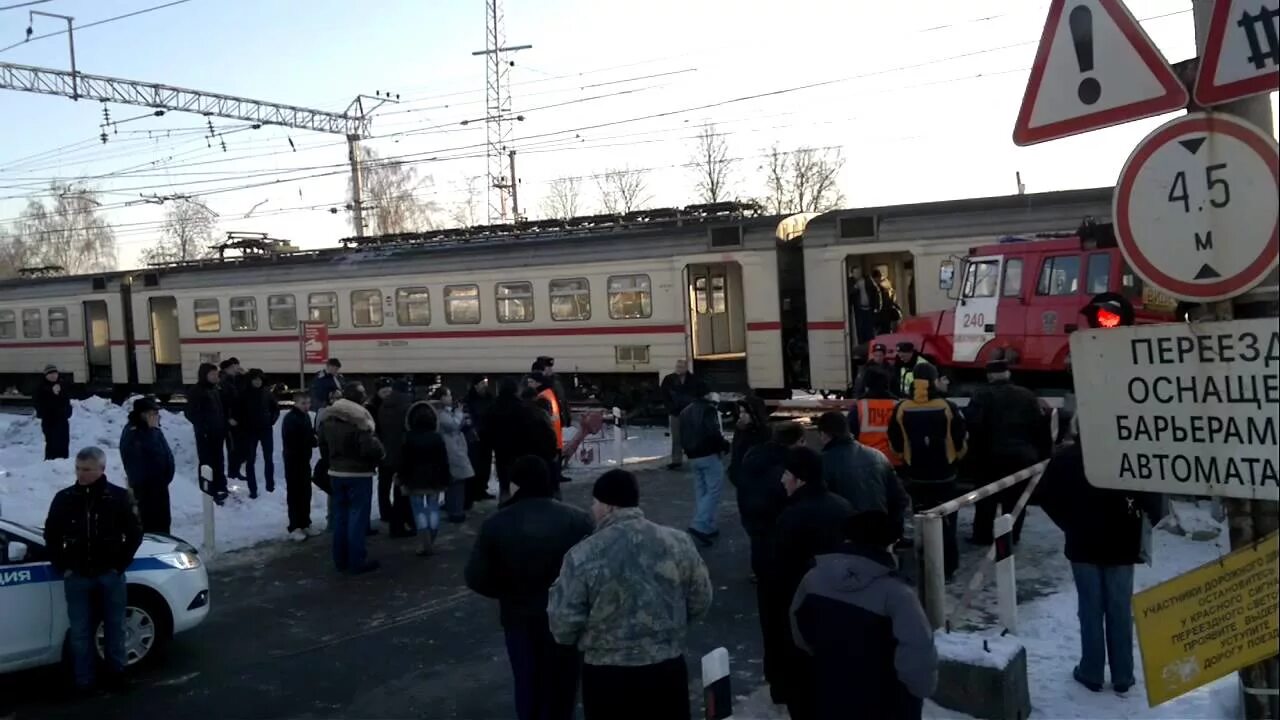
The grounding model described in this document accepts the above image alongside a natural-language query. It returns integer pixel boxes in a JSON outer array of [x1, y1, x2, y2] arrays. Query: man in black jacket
[[219, 358, 245, 479], [790, 511, 937, 720], [43, 447, 144, 694], [735, 421, 805, 700], [237, 368, 280, 499], [186, 362, 229, 504], [368, 378, 412, 535], [34, 363, 72, 460], [465, 455, 593, 720], [817, 411, 907, 537], [282, 392, 319, 540], [769, 446, 853, 718], [679, 378, 730, 547], [660, 359, 696, 469], [1037, 430, 1164, 694], [485, 378, 560, 501], [965, 360, 1053, 545]]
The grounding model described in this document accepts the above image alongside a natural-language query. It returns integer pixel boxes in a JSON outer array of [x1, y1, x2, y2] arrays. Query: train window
[[193, 299, 220, 333], [549, 278, 591, 321], [1001, 259, 1023, 297], [496, 282, 534, 323], [230, 297, 258, 332], [0, 310, 13, 339], [268, 294, 297, 330], [694, 276, 709, 314], [608, 274, 652, 319], [351, 290, 383, 328], [1036, 256, 1081, 296], [615, 345, 651, 364], [395, 287, 431, 326], [1086, 253, 1111, 294], [444, 284, 480, 325], [961, 261, 999, 298], [308, 292, 338, 328], [48, 307, 69, 337], [22, 309, 41, 338], [711, 275, 727, 314]]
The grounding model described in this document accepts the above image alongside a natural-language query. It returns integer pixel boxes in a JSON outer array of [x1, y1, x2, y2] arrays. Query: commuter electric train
[[0, 188, 1114, 408]]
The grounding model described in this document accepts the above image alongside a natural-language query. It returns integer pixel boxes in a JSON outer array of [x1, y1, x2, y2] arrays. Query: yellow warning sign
[[1133, 532, 1279, 707]]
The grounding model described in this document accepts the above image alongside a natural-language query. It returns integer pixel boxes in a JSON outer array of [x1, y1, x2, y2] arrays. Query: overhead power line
[[0, 0, 195, 53]]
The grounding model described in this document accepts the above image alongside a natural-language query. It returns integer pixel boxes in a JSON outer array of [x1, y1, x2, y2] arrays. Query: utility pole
[[508, 149, 519, 219], [472, 0, 529, 223], [347, 134, 366, 238], [1191, 2, 1279, 718]]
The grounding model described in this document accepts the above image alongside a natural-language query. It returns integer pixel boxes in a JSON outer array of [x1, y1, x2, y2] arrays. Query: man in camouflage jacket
[[548, 469, 712, 720]]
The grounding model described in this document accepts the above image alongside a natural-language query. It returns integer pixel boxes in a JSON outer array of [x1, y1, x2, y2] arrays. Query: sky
[[0, 0, 1276, 269]]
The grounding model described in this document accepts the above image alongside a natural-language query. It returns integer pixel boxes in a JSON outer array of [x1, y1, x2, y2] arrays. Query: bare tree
[[759, 145, 846, 214], [690, 124, 736, 203], [0, 229, 32, 279], [541, 176, 583, 219], [142, 200, 218, 265], [596, 168, 651, 214], [11, 183, 116, 274], [351, 147, 441, 235], [450, 175, 483, 228]]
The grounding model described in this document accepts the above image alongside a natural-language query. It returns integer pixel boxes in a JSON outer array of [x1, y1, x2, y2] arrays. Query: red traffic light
[[1082, 292, 1135, 329]]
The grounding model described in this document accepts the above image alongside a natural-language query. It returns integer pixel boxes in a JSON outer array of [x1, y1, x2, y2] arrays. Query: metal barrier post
[[994, 512, 1017, 633], [921, 513, 946, 629], [702, 647, 733, 719], [199, 465, 216, 561]]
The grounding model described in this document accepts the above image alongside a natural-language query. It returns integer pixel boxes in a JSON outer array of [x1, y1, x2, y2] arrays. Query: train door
[[686, 263, 747, 390], [950, 255, 1002, 363], [148, 296, 182, 390], [82, 300, 113, 388], [844, 253, 909, 349]]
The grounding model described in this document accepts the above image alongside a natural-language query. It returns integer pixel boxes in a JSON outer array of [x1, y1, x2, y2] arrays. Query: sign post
[[1132, 532, 1279, 707], [300, 321, 328, 393]]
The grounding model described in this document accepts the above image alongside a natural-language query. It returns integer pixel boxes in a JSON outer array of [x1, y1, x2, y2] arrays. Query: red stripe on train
[[179, 324, 688, 344], [807, 321, 845, 330]]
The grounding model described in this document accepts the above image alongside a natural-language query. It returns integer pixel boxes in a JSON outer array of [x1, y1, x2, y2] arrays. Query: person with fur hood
[[430, 385, 475, 523], [399, 401, 452, 556], [318, 382, 385, 574]]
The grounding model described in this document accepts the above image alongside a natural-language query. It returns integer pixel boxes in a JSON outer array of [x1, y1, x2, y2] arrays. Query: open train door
[[82, 300, 113, 391], [685, 262, 747, 392], [148, 296, 182, 394]]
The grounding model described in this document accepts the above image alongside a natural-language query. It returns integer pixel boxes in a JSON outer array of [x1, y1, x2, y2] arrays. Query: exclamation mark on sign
[[1069, 5, 1102, 105]]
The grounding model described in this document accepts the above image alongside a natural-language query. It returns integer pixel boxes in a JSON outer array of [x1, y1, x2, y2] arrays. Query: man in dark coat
[[535, 356, 573, 431], [464, 375, 496, 506], [186, 362, 229, 504], [735, 421, 805, 701], [769, 446, 853, 718], [965, 360, 1054, 545], [43, 447, 143, 694], [679, 378, 730, 547], [309, 357, 344, 413], [465, 456, 594, 720], [791, 511, 937, 720], [368, 377, 412, 535], [1036, 428, 1164, 694], [34, 363, 72, 460], [817, 411, 907, 539], [219, 358, 245, 479], [484, 378, 559, 501], [728, 396, 771, 491], [659, 359, 696, 469], [120, 398, 175, 534], [282, 392, 319, 540], [236, 368, 280, 499]]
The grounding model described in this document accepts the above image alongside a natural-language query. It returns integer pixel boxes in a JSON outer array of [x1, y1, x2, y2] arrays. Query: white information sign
[[1070, 320, 1280, 501]]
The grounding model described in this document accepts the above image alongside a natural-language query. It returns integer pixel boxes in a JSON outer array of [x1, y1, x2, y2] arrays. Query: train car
[[798, 187, 1115, 393], [0, 272, 136, 397], [127, 205, 788, 408]]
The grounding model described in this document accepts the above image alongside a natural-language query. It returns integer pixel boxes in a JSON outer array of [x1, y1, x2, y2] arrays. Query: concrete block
[[933, 632, 1032, 720]]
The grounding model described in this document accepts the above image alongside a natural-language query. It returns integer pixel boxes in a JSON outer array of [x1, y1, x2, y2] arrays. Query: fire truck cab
[[873, 223, 1177, 390]]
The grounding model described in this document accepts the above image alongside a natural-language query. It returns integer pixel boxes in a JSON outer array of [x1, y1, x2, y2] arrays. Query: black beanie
[[784, 446, 824, 486], [511, 455, 554, 497], [593, 469, 640, 508]]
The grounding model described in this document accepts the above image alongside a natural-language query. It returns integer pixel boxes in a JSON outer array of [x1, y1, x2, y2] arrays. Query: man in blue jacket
[[120, 397, 175, 534]]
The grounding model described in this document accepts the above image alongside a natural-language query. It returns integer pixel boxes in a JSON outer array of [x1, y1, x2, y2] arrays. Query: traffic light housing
[[1081, 292, 1135, 328]]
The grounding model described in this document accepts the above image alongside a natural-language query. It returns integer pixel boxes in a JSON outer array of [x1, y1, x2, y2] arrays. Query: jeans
[[1071, 562, 1136, 688], [504, 619, 581, 720], [409, 493, 441, 537], [64, 571, 128, 689], [243, 428, 275, 495], [330, 475, 373, 571], [689, 454, 725, 535]]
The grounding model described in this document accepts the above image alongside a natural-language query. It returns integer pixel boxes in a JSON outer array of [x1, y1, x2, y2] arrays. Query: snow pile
[[0, 399, 328, 556], [935, 632, 1023, 671], [1158, 499, 1223, 541]]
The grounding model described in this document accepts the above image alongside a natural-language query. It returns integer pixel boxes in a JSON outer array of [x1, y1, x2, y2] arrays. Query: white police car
[[0, 517, 210, 674]]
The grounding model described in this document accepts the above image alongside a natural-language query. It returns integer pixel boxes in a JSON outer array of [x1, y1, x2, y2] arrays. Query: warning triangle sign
[[1013, 0, 1188, 146], [1193, 0, 1280, 107]]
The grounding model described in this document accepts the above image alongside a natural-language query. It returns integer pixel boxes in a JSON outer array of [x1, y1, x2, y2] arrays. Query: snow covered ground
[[734, 500, 1240, 720], [0, 401, 673, 557]]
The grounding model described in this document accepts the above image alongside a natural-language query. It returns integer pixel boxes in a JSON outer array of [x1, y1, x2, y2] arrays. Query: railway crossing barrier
[[198, 465, 217, 561], [702, 647, 732, 719]]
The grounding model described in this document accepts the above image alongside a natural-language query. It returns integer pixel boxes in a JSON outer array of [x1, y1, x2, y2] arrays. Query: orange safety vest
[[855, 398, 902, 466], [538, 388, 564, 449]]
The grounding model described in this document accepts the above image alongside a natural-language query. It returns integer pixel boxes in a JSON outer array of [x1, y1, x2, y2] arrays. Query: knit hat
[[219, 359, 235, 371], [511, 455, 555, 496], [784, 446, 824, 486], [593, 469, 640, 508], [43, 363, 57, 374], [913, 363, 939, 382], [247, 368, 265, 381], [132, 397, 159, 414], [896, 341, 915, 352], [986, 359, 1009, 373]]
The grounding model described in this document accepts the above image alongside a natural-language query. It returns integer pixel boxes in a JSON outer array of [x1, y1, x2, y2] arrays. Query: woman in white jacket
[[430, 386, 475, 522]]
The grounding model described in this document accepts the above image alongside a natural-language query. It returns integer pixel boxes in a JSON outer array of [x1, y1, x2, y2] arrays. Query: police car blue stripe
[[0, 557, 173, 587]]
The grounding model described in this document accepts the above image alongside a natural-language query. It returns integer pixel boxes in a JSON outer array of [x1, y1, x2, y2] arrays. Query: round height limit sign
[[1115, 113, 1279, 302]]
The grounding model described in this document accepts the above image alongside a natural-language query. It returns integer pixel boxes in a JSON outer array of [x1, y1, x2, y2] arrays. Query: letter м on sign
[[1068, 319, 1280, 501]]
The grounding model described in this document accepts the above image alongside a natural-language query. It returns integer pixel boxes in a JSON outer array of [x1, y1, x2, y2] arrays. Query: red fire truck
[[872, 222, 1179, 392]]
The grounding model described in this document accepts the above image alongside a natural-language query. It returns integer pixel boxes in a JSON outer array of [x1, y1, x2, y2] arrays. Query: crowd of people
[[23, 347, 1166, 716]]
